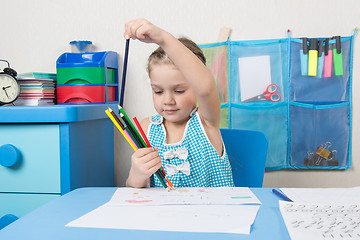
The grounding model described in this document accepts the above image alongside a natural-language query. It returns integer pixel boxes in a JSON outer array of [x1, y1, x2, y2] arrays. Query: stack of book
[[15, 72, 57, 106]]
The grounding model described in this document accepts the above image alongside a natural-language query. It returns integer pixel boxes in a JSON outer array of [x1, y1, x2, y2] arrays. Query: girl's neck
[[163, 117, 190, 144]]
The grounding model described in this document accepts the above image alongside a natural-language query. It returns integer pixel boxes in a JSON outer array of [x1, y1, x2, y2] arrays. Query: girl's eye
[[154, 90, 163, 94], [175, 90, 185, 94]]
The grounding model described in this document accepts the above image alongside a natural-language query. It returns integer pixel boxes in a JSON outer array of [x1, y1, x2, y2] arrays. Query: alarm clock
[[0, 67, 20, 106]]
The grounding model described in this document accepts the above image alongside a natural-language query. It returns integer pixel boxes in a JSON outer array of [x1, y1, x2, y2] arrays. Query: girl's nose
[[164, 93, 175, 105]]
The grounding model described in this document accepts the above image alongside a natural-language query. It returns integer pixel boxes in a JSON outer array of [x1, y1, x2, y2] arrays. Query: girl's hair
[[147, 37, 206, 74]]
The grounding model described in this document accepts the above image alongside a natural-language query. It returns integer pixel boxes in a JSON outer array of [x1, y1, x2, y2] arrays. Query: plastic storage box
[[56, 51, 118, 104]]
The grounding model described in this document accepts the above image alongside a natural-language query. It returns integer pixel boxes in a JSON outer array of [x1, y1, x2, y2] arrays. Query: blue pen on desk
[[272, 189, 293, 202]]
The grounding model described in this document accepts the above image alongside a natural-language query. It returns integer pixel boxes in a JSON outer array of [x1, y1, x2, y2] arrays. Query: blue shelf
[[0, 104, 118, 123]]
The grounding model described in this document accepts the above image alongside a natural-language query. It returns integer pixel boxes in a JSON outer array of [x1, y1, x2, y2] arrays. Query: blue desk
[[0, 187, 291, 240], [0, 105, 116, 229]]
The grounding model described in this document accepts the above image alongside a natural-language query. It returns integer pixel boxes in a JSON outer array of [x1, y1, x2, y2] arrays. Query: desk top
[[0, 104, 118, 123], [0, 187, 291, 240]]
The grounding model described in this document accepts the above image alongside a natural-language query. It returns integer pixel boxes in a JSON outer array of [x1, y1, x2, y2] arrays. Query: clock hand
[[3, 85, 11, 89], [2, 87, 10, 99]]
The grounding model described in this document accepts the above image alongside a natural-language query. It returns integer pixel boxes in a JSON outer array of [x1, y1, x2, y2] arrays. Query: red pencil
[[133, 116, 166, 174], [133, 117, 151, 147]]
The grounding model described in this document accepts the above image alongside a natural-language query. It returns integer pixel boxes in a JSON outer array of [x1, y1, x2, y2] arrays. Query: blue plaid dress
[[148, 112, 234, 187]]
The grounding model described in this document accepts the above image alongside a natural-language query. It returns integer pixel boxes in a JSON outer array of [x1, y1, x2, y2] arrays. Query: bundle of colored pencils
[[105, 105, 174, 191]]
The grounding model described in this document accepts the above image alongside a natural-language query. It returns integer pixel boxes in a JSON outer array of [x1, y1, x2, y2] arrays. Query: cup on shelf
[[69, 40, 93, 53]]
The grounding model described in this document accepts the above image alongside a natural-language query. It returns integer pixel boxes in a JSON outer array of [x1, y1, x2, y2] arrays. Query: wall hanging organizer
[[200, 28, 358, 170]]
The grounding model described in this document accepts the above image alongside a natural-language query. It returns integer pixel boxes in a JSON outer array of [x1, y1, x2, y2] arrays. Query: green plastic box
[[57, 67, 116, 85]]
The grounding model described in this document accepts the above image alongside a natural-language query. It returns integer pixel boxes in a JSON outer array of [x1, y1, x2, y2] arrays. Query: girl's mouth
[[164, 109, 177, 114]]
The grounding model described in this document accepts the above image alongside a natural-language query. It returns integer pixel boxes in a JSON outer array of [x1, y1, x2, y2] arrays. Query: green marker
[[333, 36, 343, 76]]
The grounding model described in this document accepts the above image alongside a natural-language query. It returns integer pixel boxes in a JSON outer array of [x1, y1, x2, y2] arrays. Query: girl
[[124, 19, 234, 188]]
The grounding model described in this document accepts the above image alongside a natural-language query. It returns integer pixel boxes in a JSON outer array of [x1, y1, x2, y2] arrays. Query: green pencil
[[118, 105, 147, 147]]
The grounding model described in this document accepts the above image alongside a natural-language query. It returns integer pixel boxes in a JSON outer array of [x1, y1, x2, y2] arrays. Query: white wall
[[2, 0, 359, 187]]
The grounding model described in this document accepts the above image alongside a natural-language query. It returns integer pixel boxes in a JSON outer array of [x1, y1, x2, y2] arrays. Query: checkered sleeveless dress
[[147, 112, 234, 187]]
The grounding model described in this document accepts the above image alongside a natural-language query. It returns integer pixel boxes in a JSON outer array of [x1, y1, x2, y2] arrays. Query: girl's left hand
[[124, 18, 167, 45]]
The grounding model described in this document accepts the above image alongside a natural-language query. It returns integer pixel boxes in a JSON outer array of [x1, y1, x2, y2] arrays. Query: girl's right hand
[[127, 147, 162, 187], [124, 18, 168, 45]]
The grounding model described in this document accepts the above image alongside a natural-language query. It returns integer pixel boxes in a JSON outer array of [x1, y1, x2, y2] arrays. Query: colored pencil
[[155, 172, 169, 190], [107, 107, 138, 150], [133, 116, 162, 172], [105, 107, 174, 190], [133, 116, 151, 147], [118, 105, 147, 147], [164, 176, 174, 189], [106, 107, 171, 190], [123, 130, 138, 150], [132, 116, 174, 189], [119, 39, 130, 107], [120, 113, 143, 148], [108, 107, 124, 128], [105, 109, 137, 151]]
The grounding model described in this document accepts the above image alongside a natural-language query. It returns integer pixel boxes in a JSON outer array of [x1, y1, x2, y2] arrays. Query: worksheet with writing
[[279, 200, 360, 240]]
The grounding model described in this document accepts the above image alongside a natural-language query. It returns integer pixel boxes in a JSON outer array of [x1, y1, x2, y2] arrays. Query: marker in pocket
[[308, 39, 318, 76], [333, 36, 343, 76], [316, 40, 325, 78], [324, 38, 333, 78], [300, 37, 308, 76]]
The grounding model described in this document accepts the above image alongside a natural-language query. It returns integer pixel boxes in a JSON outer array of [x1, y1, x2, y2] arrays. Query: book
[[14, 72, 57, 106], [17, 72, 56, 81]]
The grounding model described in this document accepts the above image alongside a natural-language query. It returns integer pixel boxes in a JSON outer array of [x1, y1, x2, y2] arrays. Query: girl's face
[[149, 63, 197, 124]]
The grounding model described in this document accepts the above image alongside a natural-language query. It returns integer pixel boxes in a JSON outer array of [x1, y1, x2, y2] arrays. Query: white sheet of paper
[[66, 187, 261, 234], [107, 187, 261, 206], [238, 55, 272, 102], [279, 200, 360, 240], [66, 204, 260, 234], [280, 187, 360, 204]]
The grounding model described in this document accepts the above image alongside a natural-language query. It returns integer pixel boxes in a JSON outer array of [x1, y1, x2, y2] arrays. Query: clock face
[[0, 74, 20, 104]]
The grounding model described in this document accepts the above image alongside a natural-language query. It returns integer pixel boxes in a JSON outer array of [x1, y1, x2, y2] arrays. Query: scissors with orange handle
[[243, 83, 281, 103]]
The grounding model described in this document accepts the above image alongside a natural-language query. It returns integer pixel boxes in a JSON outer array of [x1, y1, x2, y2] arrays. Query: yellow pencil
[[105, 109, 137, 151]]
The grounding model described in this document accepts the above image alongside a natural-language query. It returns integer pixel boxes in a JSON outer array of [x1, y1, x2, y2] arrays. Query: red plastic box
[[57, 85, 116, 104]]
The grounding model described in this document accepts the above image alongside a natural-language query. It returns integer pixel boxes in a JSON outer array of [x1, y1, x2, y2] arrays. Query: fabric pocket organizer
[[199, 29, 357, 170]]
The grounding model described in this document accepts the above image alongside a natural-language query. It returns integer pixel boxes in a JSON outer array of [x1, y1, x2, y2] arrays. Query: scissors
[[243, 83, 281, 103]]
